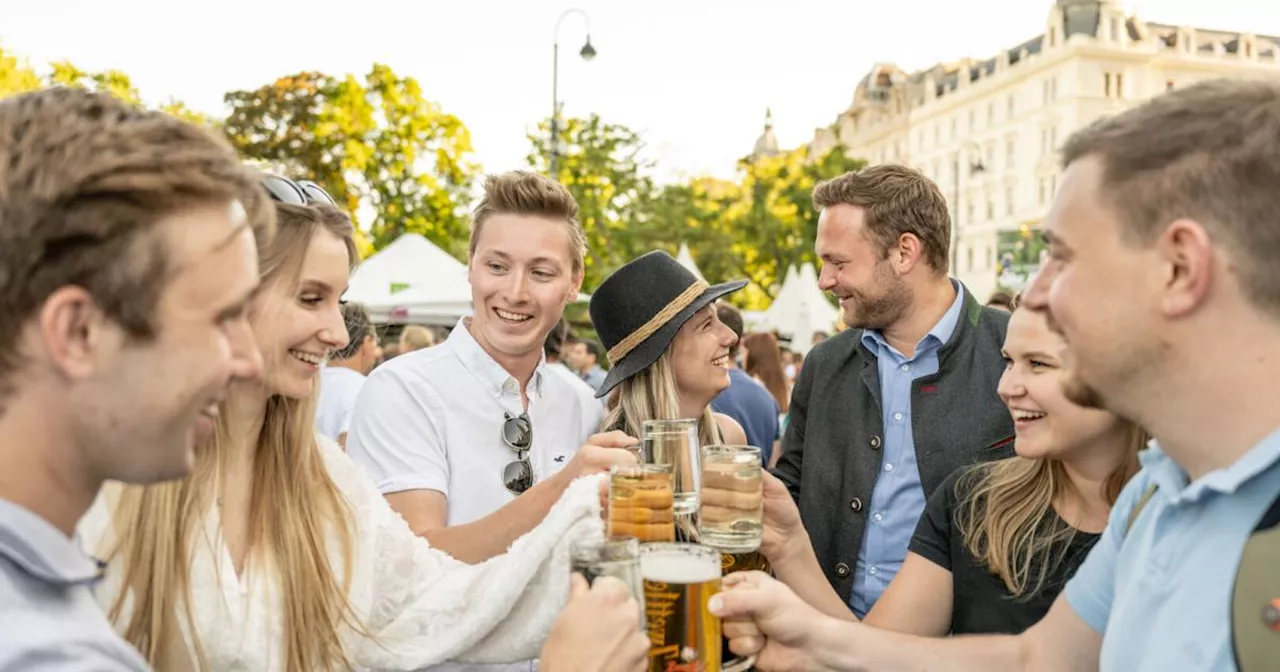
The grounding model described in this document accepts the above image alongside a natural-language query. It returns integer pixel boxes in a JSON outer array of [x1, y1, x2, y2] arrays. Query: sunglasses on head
[[262, 174, 337, 207], [502, 412, 534, 495]]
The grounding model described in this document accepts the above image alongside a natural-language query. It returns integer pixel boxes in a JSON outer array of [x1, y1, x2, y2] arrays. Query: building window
[[986, 142, 996, 170], [1105, 72, 1125, 98], [985, 246, 994, 270], [1049, 28, 1057, 48], [966, 201, 975, 225], [1105, 73, 1112, 96], [988, 101, 996, 125], [1246, 41, 1253, 58], [1038, 179, 1047, 206], [1111, 18, 1121, 42], [969, 109, 976, 130], [951, 116, 958, 139], [966, 246, 975, 273], [986, 198, 995, 221], [1007, 94, 1015, 119], [1006, 137, 1017, 168], [1005, 186, 1015, 216]]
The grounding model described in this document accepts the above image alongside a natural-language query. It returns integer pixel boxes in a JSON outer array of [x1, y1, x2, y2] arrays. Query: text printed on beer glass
[[641, 419, 701, 516], [609, 464, 676, 542], [640, 543, 755, 672], [698, 445, 763, 553]]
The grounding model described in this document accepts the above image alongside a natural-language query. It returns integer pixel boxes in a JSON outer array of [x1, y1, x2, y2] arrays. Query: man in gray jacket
[[773, 164, 1013, 617]]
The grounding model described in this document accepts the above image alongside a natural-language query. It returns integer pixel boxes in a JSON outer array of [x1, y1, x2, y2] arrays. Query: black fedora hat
[[589, 251, 747, 399]]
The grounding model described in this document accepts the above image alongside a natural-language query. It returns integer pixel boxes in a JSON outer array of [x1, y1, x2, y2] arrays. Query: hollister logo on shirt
[[554, 454, 567, 463]]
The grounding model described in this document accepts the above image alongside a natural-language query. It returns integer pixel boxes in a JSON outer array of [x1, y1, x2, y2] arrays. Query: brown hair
[[1061, 78, 1280, 316], [105, 201, 365, 672], [956, 296, 1147, 599], [811, 164, 951, 273], [742, 332, 789, 413], [0, 87, 273, 406], [468, 170, 586, 274]]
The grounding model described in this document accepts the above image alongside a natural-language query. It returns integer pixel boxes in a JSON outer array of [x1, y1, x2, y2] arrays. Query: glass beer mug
[[698, 445, 764, 553], [570, 536, 647, 629], [608, 464, 676, 543], [641, 419, 701, 516], [640, 543, 755, 672]]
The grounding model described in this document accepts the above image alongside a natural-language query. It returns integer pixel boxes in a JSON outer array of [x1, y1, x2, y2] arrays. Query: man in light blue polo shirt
[[0, 89, 266, 669], [710, 78, 1280, 671]]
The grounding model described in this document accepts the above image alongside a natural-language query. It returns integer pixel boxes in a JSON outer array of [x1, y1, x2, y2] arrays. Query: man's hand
[[540, 575, 649, 672], [758, 471, 808, 565], [712, 571, 841, 672], [558, 431, 639, 483]]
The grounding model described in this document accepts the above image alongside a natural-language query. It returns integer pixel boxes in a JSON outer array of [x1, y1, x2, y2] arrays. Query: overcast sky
[[4, 0, 1278, 182]]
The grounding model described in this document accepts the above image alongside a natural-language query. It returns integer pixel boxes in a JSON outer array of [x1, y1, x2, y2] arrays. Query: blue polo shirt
[[1066, 428, 1280, 671]]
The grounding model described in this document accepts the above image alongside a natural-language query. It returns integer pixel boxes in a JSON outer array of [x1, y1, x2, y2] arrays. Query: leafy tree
[[223, 65, 479, 258], [527, 114, 662, 290], [0, 46, 42, 96]]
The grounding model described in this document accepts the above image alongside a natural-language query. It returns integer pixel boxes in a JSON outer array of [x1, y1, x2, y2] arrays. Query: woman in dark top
[[755, 295, 1149, 636]]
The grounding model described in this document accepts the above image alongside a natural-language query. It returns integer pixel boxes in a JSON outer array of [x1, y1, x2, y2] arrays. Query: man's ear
[[39, 286, 114, 380]]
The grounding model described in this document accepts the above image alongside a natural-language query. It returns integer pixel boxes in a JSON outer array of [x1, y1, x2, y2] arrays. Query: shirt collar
[[862, 280, 966, 355], [449, 318, 545, 399], [0, 498, 103, 587], [1140, 427, 1280, 503]]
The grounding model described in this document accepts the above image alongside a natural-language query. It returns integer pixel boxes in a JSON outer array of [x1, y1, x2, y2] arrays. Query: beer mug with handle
[[640, 543, 756, 672], [641, 419, 701, 516], [698, 445, 764, 553], [570, 536, 647, 630], [609, 464, 676, 542]]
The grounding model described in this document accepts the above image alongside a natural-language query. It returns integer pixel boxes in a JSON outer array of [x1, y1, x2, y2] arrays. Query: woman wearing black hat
[[589, 250, 750, 453]]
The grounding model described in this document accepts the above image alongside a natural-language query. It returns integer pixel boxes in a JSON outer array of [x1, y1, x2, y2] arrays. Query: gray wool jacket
[[773, 287, 1015, 602]]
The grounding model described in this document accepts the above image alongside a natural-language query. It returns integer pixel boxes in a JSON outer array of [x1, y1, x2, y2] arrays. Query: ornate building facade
[[800, 0, 1280, 299]]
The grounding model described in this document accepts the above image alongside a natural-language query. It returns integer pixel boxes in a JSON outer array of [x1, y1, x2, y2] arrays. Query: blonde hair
[[399, 324, 435, 352], [102, 202, 366, 671], [468, 171, 586, 275], [602, 349, 722, 541], [955, 298, 1148, 599]]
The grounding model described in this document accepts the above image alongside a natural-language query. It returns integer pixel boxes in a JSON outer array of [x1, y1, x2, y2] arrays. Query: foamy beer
[[609, 464, 676, 542], [641, 543, 755, 672], [698, 445, 763, 553], [641, 419, 701, 515]]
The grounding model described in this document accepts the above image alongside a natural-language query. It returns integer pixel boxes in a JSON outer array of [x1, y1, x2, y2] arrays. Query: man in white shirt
[[347, 169, 634, 559], [316, 301, 381, 447], [0, 88, 267, 670], [543, 318, 597, 397]]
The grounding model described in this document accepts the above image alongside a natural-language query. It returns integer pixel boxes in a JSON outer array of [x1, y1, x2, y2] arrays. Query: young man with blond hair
[[715, 77, 1280, 672], [346, 171, 636, 671], [0, 88, 270, 668]]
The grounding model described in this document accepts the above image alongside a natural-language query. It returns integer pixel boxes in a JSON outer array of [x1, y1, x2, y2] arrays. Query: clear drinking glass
[[570, 536, 646, 629], [608, 464, 676, 543], [639, 543, 755, 672], [697, 445, 764, 553], [640, 418, 701, 516]]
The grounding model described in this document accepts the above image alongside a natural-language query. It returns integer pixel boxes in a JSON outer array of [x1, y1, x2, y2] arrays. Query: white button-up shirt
[[347, 319, 602, 526]]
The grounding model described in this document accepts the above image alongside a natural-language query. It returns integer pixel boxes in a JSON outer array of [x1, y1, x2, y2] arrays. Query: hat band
[[606, 280, 709, 366]]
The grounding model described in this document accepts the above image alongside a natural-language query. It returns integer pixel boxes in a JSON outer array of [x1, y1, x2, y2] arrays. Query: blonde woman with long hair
[[590, 251, 750, 453], [756, 295, 1147, 635], [77, 181, 617, 671]]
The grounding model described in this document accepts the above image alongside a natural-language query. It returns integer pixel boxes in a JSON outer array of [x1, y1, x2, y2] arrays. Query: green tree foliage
[[527, 113, 664, 291], [223, 65, 479, 258]]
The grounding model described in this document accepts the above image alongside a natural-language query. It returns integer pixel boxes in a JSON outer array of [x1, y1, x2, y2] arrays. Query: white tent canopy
[[344, 234, 473, 325], [345, 233, 589, 325], [759, 262, 839, 354], [675, 242, 706, 282]]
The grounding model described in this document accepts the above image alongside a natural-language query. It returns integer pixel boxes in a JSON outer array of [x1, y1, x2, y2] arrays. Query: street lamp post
[[550, 8, 596, 179], [950, 140, 986, 275]]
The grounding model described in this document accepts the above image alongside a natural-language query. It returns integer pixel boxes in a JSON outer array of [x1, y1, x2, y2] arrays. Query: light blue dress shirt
[[850, 282, 966, 617], [1066, 429, 1280, 671], [0, 498, 150, 670]]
